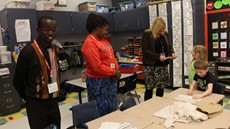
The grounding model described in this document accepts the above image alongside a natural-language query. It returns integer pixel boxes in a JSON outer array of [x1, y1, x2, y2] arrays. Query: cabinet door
[[0, 8, 37, 51], [114, 7, 149, 32], [134, 7, 149, 30], [72, 12, 89, 34], [97, 13, 114, 32], [36, 11, 72, 35], [114, 11, 126, 31]]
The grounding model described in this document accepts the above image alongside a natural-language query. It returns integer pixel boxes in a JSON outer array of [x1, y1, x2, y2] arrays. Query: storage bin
[[119, 1, 135, 11], [134, 0, 150, 8], [0, 46, 7, 52], [0, 51, 12, 64], [5, 0, 30, 8], [96, 4, 110, 13], [119, 64, 139, 73], [78, 2, 96, 12], [109, 7, 119, 13], [36, 1, 54, 11]]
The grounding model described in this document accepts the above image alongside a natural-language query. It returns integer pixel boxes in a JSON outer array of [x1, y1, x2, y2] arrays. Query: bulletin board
[[205, 0, 230, 61]]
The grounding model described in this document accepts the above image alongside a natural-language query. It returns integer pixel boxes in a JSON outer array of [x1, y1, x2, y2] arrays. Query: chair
[[118, 73, 140, 103], [119, 97, 137, 111], [69, 100, 100, 126], [214, 83, 226, 105]]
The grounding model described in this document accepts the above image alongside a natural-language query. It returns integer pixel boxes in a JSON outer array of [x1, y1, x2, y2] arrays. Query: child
[[188, 60, 217, 99], [188, 45, 207, 85]]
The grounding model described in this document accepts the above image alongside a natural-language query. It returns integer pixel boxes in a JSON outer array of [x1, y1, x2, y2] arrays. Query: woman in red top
[[81, 13, 121, 116]]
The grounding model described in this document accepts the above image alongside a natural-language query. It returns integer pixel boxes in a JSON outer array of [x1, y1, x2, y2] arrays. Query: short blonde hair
[[146, 17, 166, 39], [193, 45, 208, 61], [194, 60, 208, 70]]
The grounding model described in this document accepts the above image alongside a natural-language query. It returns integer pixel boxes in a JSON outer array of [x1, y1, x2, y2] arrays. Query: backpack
[[70, 49, 84, 75], [58, 51, 71, 72]]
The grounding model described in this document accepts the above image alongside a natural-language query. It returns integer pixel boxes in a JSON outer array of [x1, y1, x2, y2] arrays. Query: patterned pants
[[144, 65, 170, 90], [86, 76, 117, 116]]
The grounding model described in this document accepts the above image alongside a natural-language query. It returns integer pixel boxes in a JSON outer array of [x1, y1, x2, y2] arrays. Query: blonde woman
[[141, 17, 176, 100], [188, 45, 208, 85]]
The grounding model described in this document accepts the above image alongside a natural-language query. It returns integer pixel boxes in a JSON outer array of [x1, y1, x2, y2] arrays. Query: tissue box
[[78, 2, 96, 12]]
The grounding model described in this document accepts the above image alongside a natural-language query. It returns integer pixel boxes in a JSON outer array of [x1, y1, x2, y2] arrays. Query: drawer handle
[[6, 98, 13, 102], [4, 83, 10, 88], [2, 75, 10, 79], [4, 90, 12, 94], [6, 105, 14, 109]]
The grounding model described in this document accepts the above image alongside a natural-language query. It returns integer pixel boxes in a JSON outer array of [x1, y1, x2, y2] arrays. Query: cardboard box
[[78, 2, 96, 12]]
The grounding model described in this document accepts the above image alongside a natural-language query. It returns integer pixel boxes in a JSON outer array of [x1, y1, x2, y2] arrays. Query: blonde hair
[[146, 17, 166, 39], [193, 45, 207, 61]]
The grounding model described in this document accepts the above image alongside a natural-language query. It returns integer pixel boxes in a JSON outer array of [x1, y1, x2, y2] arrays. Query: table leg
[[78, 87, 82, 104]]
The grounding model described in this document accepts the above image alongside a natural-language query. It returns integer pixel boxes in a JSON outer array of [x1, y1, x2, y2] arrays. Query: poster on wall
[[206, 0, 230, 61]]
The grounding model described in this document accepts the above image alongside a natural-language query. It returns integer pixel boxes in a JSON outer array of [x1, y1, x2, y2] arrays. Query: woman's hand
[[113, 70, 121, 80], [171, 53, 177, 59]]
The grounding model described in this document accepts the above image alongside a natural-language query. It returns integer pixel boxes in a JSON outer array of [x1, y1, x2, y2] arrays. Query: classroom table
[[86, 96, 230, 129], [66, 71, 143, 104], [86, 110, 153, 129], [168, 110, 230, 129], [123, 97, 177, 124], [163, 88, 225, 105]]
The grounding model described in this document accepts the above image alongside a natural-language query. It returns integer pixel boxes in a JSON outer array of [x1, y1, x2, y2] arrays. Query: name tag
[[110, 63, 115, 69], [48, 82, 58, 94]]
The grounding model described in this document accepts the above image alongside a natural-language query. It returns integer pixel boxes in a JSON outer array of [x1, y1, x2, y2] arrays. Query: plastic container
[[119, 65, 139, 73], [109, 7, 119, 13], [78, 2, 96, 12], [134, 0, 150, 8], [96, 4, 110, 13], [36, 1, 55, 11], [0, 51, 12, 64], [0, 46, 7, 52], [5, 0, 30, 8], [119, 1, 135, 11]]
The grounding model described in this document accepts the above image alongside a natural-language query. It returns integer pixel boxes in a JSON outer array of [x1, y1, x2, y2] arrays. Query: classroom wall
[[0, 0, 112, 11]]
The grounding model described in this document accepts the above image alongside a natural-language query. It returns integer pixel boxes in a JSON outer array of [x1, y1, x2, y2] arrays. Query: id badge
[[110, 63, 115, 69], [48, 82, 58, 94]]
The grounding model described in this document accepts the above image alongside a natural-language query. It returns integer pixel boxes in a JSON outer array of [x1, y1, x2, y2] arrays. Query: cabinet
[[215, 60, 230, 87], [97, 13, 114, 32], [36, 11, 72, 35], [72, 12, 114, 34], [0, 8, 37, 51], [114, 7, 149, 32], [71, 12, 89, 34], [0, 63, 20, 116]]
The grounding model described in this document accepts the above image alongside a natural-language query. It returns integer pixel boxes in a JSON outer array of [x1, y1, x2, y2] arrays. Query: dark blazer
[[141, 30, 174, 66]]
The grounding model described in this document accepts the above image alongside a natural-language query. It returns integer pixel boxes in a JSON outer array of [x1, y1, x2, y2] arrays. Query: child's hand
[[188, 90, 193, 95], [193, 94, 203, 99]]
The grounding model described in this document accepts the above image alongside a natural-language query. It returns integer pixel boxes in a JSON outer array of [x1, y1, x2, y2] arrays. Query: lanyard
[[34, 40, 55, 77], [90, 34, 112, 58]]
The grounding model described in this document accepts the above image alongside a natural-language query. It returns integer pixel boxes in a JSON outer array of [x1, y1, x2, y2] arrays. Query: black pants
[[26, 97, 61, 129], [144, 88, 164, 101]]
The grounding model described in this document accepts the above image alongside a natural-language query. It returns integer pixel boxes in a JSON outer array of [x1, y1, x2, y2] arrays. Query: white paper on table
[[15, 19, 31, 42], [175, 94, 201, 103], [98, 122, 120, 129]]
